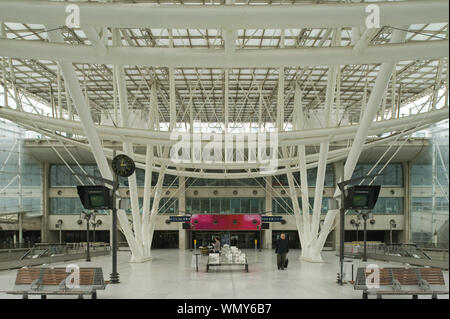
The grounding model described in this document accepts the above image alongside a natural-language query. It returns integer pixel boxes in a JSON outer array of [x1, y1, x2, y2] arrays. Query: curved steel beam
[[0, 0, 447, 29], [0, 39, 448, 68]]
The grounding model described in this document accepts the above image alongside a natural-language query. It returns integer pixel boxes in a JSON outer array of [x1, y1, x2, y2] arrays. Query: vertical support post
[[110, 161, 119, 284], [18, 135, 23, 246], [86, 213, 91, 262], [93, 223, 96, 245], [356, 223, 359, 243], [339, 190, 345, 285], [258, 83, 263, 131], [57, 65, 62, 119], [363, 212, 368, 262], [264, 176, 272, 249], [178, 175, 187, 249], [224, 69, 229, 131], [41, 162, 49, 243], [259, 229, 262, 252], [403, 162, 411, 243], [18, 213, 23, 248], [112, 28, 143, 255], [277, 66, 284, 131], [1, 22, 8, 108], [391, 69, 396, 119], [169, 29, 176, 130], [431, 138, 437, 245], [112, 71, 118, 125]]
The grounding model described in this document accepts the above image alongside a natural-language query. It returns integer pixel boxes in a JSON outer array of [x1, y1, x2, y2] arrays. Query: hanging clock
[[112, 154, 136, 177]]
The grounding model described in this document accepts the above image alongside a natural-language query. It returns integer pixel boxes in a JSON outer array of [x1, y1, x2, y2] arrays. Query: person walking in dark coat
[[275, 233, 289, 270]]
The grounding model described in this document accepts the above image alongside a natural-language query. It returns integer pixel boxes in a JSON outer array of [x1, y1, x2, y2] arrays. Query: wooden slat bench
[[354, 267, 448, 299], [3, 267, 108, 299]]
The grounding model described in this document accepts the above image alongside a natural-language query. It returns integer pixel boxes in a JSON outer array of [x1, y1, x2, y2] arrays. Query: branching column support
[[46, 26, 112, 180], [293, 83, 312, 242], [283, 83, 310, 252], [141, 82, 157, 259], [112, 28, 145, 262], [45, 26, 139, 256], [145, 31, 178, 255], [298, 29, 340, 262], [341, 28, 408, 183], [324, 28, 409, 248]]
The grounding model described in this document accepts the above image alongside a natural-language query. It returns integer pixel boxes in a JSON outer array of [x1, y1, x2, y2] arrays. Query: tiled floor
[[0, 249, 448, 299]]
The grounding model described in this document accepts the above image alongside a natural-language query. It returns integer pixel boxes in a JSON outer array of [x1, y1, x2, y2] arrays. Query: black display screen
[[88, 193, 106, 208], [352, 193, 369, 208]]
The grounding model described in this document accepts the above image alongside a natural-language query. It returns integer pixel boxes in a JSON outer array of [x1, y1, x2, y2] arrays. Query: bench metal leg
[[22, 294, 28, 300], [377, 294, 382, 299], [245, 264, 248, 272], [78, 295, 84, 299], [206, 265, 209, 272], [41, 295, 47, 300], [92, 292, 97, 299], [412, 295, 418, 299], [432, 293, 437, 299], [362, 292, 368, 300]]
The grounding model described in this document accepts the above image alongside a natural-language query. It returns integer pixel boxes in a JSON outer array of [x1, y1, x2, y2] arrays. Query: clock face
[[112, 154, 136, 177]]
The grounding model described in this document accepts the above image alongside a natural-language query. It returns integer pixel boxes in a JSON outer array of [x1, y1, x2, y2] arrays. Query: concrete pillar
[[333, 160, 345, 251], [403, 161, 411, 243], [264, 176, 273, 249], [40, 162, 49, 243], [178, 175, 187, 249]]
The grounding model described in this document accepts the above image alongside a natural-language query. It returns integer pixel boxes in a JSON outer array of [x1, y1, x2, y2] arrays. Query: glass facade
[[0, 124, 42, 217], [347, 197, 404, 215], [272, 197, 332, 215], [50, 165, 178, 187], [186, 197, 264, 214], [411, 164, 448, 187], [50, 197, 86, 215], [49, 197, 178, 215], [410, 126, 449, 247], [272, 165, 335, 187], [351, 163, 403, 186], [272, 196, 403, 215]]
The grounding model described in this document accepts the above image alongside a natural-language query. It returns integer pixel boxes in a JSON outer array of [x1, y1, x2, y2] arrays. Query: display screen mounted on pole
[[112, 154, 136, 177], [343, 185, 381, 210], [77, 185, 112, 210]]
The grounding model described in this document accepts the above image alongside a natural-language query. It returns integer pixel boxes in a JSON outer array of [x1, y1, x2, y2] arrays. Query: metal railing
[[0, 242, 110, 261], [0, 242, 111, 271], [344, 242, 433, 260]]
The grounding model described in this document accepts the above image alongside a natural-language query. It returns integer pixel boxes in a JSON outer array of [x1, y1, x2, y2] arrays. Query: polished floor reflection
[[0, 249, 448, 299]]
